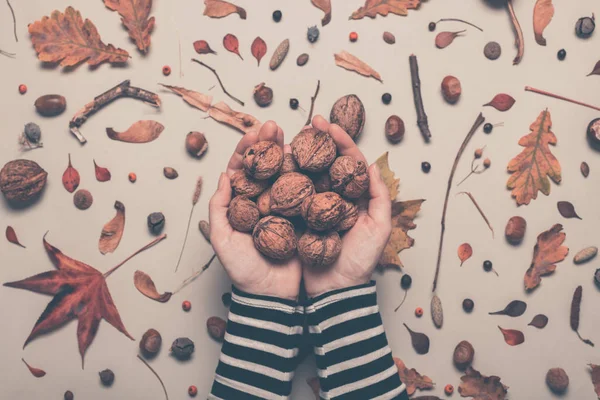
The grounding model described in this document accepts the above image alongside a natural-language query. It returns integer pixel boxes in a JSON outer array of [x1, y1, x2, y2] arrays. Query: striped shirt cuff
[[209, 286, 305, 400], [306, 282, 408, 400]]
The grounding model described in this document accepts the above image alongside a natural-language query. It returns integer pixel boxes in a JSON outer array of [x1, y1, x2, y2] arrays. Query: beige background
[[1, 0, 600, 398]]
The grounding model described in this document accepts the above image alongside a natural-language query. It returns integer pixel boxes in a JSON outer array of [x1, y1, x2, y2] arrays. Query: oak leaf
[[99, 201, 126, 255], [524, 224, 568, 290], [28, 7, 129, 67], [458, 367, 508, 400], [103, 0, 155, 53], [334, 51, 382, 82], [311, 0, 332, 26], [3, 234, 166, 367], [203, 0, 246, 19], [533, 0, 554, 46], [350, 0, 421, 20], [393, 358, 434, 395], [507, 109, 561, 206]]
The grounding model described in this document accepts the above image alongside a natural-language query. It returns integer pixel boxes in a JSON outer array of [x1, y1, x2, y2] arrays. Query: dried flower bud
[[330, 94, 366, 140], [441, 75, 462, 104], [474, 148, 483, 159], [253, 216, 297, 260], [505, 216, 526, 245], [227, 196, 260, 232], [335, 199, 359, 231], [99, 369, 115, 386], [298, 230, 342, 267], [270, 172, 315, 216], [140, 328, 162, 356], [170, 337, 195, 360], [483, 158, 491, 168], [257, 188, 272, 216], [329, 156, 370, 199], [301, 192, 345, 231], [280, 153, 299, 175], [311, 172, 331, 193], [230, 170, 269, 198], [186, 132, 208, 158], [291, 128, 337, 172], [207, 316, 227, 342], [253, 83, 273, 107], [243, 141, 283, 179]]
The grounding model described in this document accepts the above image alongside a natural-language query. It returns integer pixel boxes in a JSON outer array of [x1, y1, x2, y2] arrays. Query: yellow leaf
[[378, 199, 424, 270]]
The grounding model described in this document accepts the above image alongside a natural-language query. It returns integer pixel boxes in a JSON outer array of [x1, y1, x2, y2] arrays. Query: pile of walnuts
[[227, 128, 369, 267]]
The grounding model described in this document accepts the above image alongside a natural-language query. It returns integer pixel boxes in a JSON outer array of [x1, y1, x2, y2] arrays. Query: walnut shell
[[329, 94, 366, 140], [298, 230, 342, 267], [227, 196, 260, 232], [243, 141, 283, 179], [0, 159, 48, 204], [257, 188, 272, 216], [280, 153, 299, 175], [329, 156, 370, 199], [311, 172, 331, 193], [546, 368, 569, 393], [270, 172, 315, 217], [290, 128, 337, 172], [253, 216, 297, 260], [335, 199, 359, 231], [301, 192, 345, 231], [453, 340, 474, 371], [230, 170, 269, 198]]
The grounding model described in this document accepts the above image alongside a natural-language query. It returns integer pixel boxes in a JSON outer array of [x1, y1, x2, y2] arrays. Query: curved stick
[[191, 59, 244, 106], [507, 0, 524, 65]]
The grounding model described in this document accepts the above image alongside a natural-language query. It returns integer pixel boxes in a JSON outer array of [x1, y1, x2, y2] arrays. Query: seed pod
[[171, 337, 195, 360], [34, 94, 66, 116], [140, 329, 162, 356], [385, 115, 405, 143], [269, 39, 289, 70], [330, 94, 366, 140], [484, 41, 502, 60], [291, 128, 336, 172], [253, 216, 297, 260], [186, 132, 208, 158], [207, 316, 227, 342], [441, 76, 461, 104], [570, 285, 594, 346], [575, 15, 595, 39], [483, 93, 516, 112], [297, 53, 309, 66], [383, 31, 396, 44], [453, 340, 474, 370], [298, 230, 342, 267], [573, 246, 598, 264], [301, 192, 345, 231], [431, 295, 443, 328], [163, 167, 178, 179], [270, 172, 315, 216], [505, 216, 526, 244]]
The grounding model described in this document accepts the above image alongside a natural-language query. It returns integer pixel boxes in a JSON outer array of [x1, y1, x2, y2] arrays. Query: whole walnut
[[335, 199, 359, 231], [301, 192, 345, 231], [257, 188, 272, 216], [298, 230, 342, 267], [311, 172, 331, 193], [291, 128, 337, 172], [253, 216, 297, 260], [330, 94, 366, 140], [280, 153, 299, 175], [243, 141, 283, 179], [546, 368, 569, 394], [230, 170, 269, 198], [329, 156, 370, 199], [227, 196, 260, 232], [270, 172, 315, 217], [0, 159, 48, 204]]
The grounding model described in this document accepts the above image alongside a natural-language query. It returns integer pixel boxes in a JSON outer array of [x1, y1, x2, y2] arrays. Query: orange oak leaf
[[3, 233, 166, 367], [350, 0, 421, 20], [507, 109, 561, 206], [458, 367, 508, 400], [375, 152, 399, 201], [393, 358, 435, 395], [28, 7, 129, 68], [103, 0, 155, 53], [524, 224, 568, 290]]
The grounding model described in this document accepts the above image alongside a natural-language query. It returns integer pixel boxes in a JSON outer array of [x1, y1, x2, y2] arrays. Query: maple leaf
[[350, 0, 421, 20], [393, 358, 434, 395], [4, 233, 165, 367], [28, 7, 129, 68], [104, 0, 155, 53], [507, 109, 561, 206], [524, 224, 568, 291], [458, 367, 508, 400]]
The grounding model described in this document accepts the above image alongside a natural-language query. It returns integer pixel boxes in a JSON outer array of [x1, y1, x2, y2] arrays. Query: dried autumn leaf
[[134, 270, 172, 303], [251, 37, 267, 66], [588, 61, 600, 77], [6, 226, 25, 248], [22, 359, 46, 378], [193, 40, 216, 55], [489, 300, 527, 317], [209, 101, 262, 134], [393, 358, 434, 395], [458, 367, 508, 400], [533, 0, 554, 46], [589, 364, 600, 398], [103, 0, 155, 53], [4, 234, 166, 366], [435, 30, 465, 49], [62, 154, 80, 193], [528, 314, 548, 329], [106, 120, 165, 143], [350, 0, 421, 20], [94, 160, 112, 182], [306, 377, 320, 400], [524, 224, 568, 290], [334, 51, 382, 82], [311, 0, 332, 26], [498, 326, 524, 346], [375, 152, 399, 200], [203, 0, 246, 20], [404, 323, 430, 354], [507, 110, 561, 206], [557, 201, 582, 220], [223, 33, 243, 60], [99, 201, 126, 255], [28, 7, 129, 68], [160, 84, 212, 112], [483, 94, 515, 111], [458, 243, 473, 266]]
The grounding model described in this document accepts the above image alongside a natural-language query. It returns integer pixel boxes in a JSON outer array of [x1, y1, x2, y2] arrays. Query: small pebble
[[272, 10, 282, 22], [147, 212, 165, 234], [381, 93, 392, 105], [557, 49, 566, 61], [484, 41, 502, 60], [74, 189, 93, 210], [421, 162, 431, 173]]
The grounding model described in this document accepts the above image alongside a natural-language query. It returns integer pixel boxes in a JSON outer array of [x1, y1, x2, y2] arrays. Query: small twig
[[175, 177, 203, 272], [437, 18, 483, 32], [137, 355, 168, 400], [409, 55, 431, 142], [103, 234, 167, 279], [0, 49, 16, 58], [457, 192, 494, 238], [173, 253, 217, 294], [525, 86, 600, 112], [305, 80, 321, 126], [6, 0, 17, 42], [394, 290, 408, 312], [191, 58, 244, 106]]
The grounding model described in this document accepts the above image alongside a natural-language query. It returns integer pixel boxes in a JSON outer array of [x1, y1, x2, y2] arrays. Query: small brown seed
[[186, 132, 208, 158], [385, 115, 405, 143], [453, 340, 475, 370], [581, 162, 590, 177], [207, 316, 227, 342], [139, 328, 162, 356], [73, 189, 93, 210], [64, 391, 74, 400], [441, 75, 461, 104], [163, 167, 179, 179], [34, 94, 66, 116], [546, 368, 569, 393], [505, 216, 526, 244], [383, 31, 396, 44], [296, 53, 309, 66]]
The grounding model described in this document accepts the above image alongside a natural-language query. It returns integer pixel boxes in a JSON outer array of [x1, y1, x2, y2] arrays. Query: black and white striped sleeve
[[209, 286, 305, 400], [306, 281, 408, 400]]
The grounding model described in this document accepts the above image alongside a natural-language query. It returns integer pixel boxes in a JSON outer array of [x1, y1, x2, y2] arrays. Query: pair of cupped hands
[[209, 115, 392, 300]]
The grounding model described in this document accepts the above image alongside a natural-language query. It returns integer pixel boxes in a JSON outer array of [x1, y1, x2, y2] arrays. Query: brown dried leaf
[[393, 358, 434, 395], [528, 314, 548, 329], [106, 120, 164, 143], [458, 243, 473, 266], [62, 154, 80, 193], [435, 30, 465, 49], [160, 84, 213, 112], [350, 0, 421, 20], [458, 367, 508, 400], [99, 201, 126, 255], [334, 51, 382, 82], [94, 160, 111, 182], [533, 0, 554, 46], [311, 0, 332, 25], [199, 220, 211, 243], [193, 40, 216, 55], [203, 0, 246, 19], [375, 152, 399, 200], [404, 323, 430, 354], [524, 224, 568, 290], [103, 0, 155, 53], [483, 94, 515, 111], [489, 300, 527, 317], [557, 201, 582, 220], [6, 226, 26, 248], [223, 33, 243, 60], [22, 359, 46, 378], [28, 7, 129, 67], [306, 377, 320, 399], [589, 364, 600, 398], [498, 326, 524, 346], [588, 61, 600, 77], [209, 101, 262, 134], [251, 37, 267, 66], [134, 270, 172, 303]]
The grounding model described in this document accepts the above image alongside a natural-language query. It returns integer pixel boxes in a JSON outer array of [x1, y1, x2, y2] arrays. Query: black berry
[[289, 98, 299, 110], [462, 298, 474, 313], [382, 93, 392, 105], [421, 161, 431, 173], [483, 260, 493, 272], [483, 123, 493, 134], [428, 22, 436, 31], [99, 369, 115, 386], [272, 10, 282, 22], [557, 49, 566, 61], [401, 274, 412, 289]]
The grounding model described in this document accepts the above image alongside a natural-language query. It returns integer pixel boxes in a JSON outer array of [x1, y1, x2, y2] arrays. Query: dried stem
[[191, 58, 244, 106], [437, 18, 483, 32], [137, 355, 169, 400], [1, 49, 15, 58], [104, 234, 166, 279], [175, 178, 203, 272], [173, 253, 217, 294], [394, 290, 408, 312], [457, 155, 487, 186], [69, 80, 161, 144], [178, 31, 183, 78], [506, 0, 524, 65], [6, 0, 17, 42], [409, 55, 431, 142], [525, 86, 600, 112], [432, 113, 485, 293], [305, 80, 321, 126], [457, 192, 494, 237]]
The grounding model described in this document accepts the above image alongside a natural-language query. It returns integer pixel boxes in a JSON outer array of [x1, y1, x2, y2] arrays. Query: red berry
[[445, 384, 454, 395], [349, 32, 358, 42], [128, 172, 137, 183], [182, 300, 192, 312], [18, 84, 27, 94], [188, 385, 198, 397], [415, 307, 423, 317], [162, 66, 171, 76]]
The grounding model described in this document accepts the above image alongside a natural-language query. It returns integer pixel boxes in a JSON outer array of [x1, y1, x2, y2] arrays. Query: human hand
[[209, 121, 302, 301], [302, 115, 392, 298]]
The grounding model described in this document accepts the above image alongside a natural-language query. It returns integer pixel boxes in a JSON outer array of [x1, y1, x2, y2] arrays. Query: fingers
[[226, 131, 258, 176], [258, 120, 280, 144], [275, 126, 284, 148], [312, 115, 367, 164], [367, 164, 392, 232], [209, 173, 233, 242]]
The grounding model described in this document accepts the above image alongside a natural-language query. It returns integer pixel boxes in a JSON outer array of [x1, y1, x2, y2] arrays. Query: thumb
[[209, 173, 233, 242], [367, 164, 392, 230]]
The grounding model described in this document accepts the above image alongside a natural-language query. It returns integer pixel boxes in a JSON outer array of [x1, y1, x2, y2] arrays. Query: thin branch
[[178, 30, 183, 78], [457, 192, 494, 237], [409, 55, 431, 142], [104, 234, 167, 279], [191, 58, 244, 106], [525, 86, 600, 112], [305, 80, 321, 126], [173, 253, 217, 294], [1, 49, 16, 58], [137, 355, 168, 400], [6, 0, 17, 42], [394, 290, 408, 312], [437, 18, 483, 32], [506, 0, 524, 65]]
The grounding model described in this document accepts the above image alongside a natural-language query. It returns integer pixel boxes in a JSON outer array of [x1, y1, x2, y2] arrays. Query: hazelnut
[[385, 115, 405, 143], [270, 172, 315, 216], [227, 196, 260, 232], [453, 340, 474, 370], [441, 75, 461, 104], [301, 192, 345, 231], [253, 216, 297, 260], [311, 172, 331, 193], [186, 132, 208, 158], [329, 156, 370, 199], [546, 368, 569, 393], [505, 216, 526, 244], [207, 316, 227, 342], [140, 328, 162, 356], [243, 141, 283, 179], [330, 94, 366, 140], [280, 153, 299, 175], [291, 128, 337, 172], [230, 170, 269, 198], [335, 199, 359, 231], [298, 230, 342, 267], [257, 188, 272, 216], [253, 83, 273, 107]]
